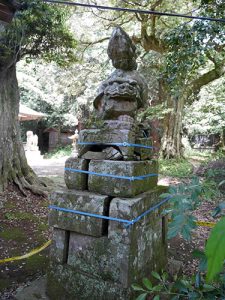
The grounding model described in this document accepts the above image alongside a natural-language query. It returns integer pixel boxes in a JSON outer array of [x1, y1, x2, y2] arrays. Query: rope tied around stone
[[65, 167, 158, 181], [49, 195, 172, 227]]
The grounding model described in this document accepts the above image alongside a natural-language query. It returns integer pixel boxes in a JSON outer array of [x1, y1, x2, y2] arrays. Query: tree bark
[[0, 64, 46, 195], [161, 94, 185, 159], [160, 65, 225, 159]]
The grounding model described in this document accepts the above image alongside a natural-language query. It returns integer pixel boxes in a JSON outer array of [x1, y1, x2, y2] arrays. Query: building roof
[[19, 104, 47, 121], [0, 0, 16, 23]]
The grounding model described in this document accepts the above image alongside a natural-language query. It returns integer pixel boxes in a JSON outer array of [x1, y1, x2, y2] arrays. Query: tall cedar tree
[[0, 0, 77, 194]]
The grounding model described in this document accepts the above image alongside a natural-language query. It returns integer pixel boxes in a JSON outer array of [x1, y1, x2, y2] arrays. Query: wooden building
[[0, 0, 17, 24]]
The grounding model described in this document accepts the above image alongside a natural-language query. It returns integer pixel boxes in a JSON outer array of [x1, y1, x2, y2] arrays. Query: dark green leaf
[[152, 285, 162, 292], [132, 284, 145, 292], [192, 249, 205, 259], [160, 193, 171, 199], [202, 283, 215, 292], [136, 293, 148, 300], [206, 217, 225, 281], [173, 280, 188, 293], [187, 291, 200, 299], [151, 271, 161, 281], [142, 278, 152, 290]]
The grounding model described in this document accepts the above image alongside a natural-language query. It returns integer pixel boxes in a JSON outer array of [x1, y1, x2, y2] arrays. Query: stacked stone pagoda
[[47, 27, 167, 300]]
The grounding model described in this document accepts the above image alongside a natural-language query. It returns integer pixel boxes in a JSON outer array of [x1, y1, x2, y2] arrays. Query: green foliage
[[1, 0, 77, 66], [200, 167, 225, 200], [201, 177, 222, 200], [184, 77, 225, 135], [133, 270, 225, 299], [162, 177, 202, 240], [206, 217, 225, 281], [138, 104, 173, 122], [44, 145, 72, 159], [164, 1, 225, 93], [159, 159, 193, 178]]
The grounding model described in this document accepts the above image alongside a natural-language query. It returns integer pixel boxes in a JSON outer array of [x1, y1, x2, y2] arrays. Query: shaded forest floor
[[0, 184, 51, 300], [0, 155, 223, 299]]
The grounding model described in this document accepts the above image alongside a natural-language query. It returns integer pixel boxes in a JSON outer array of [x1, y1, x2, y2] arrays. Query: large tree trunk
[[159, 66, 225, 159], [0, 64, 46, 195], [161, 95, 185, 159]]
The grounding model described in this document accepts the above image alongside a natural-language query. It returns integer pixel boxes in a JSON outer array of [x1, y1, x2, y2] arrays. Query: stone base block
[[78, 128, 135, 159], [49, 189, 109, 237], [65, 187, 167, 286], [47, 264, 130, 300], [64, 157, 88, 190], [88, 160, 158, 197], [48, 187, 168, 297]]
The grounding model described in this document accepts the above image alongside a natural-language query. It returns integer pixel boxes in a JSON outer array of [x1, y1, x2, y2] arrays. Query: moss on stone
[[32, 292, 42, 299]]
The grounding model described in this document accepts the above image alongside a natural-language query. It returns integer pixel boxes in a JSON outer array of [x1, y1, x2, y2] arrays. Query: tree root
[[14, 175, 48, 197], [14, 177, 28, 197]]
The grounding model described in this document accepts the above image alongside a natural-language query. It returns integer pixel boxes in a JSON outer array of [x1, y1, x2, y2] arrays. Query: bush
[[159, 159, 193, 178], [44, 145, 72, 159]]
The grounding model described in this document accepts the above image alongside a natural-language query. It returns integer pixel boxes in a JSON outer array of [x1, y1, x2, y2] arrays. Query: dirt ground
[[0, 184, 50, 300], [0, 157, 221, 299]]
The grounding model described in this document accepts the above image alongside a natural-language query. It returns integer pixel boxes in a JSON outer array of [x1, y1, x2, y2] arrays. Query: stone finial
[[93, 27, 148, 120], [107, 27, 137, 71]]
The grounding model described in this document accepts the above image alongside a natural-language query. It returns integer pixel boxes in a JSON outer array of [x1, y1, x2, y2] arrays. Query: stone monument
[[68, 129, 79, 157], [48, 27, 167, 300], [25, 131, 43, 162]]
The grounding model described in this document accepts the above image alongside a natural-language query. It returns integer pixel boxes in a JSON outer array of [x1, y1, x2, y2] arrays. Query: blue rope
[[49, 205, 132, 224], [49, 196, 172, 227], [78, 142, 157, 150], [125, 195, 172, 227], [65, 167, 158, 181]]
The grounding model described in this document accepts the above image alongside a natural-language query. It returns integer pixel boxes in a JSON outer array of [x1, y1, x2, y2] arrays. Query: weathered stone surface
[[107, 27, 137, 71], [15, 276, 49, 300], [64, 157, 88, 190], [49, 228, 69, 264], [108, 187, 168, 285], [48, 25, 167, 300], [47, 264, 131, 300], [104, 120, 135, 130], [78, 128, 135, 159], [62, 188, 168, 288], [88, 160, 158, 197], [102, 147, 123, 160], [98, 97, 138, 119], [49, 189, 109, 237], [48, 190, 168, 296], [82, 151, 107, 160], [67, 233, 129, 285], [135, 137, 154, 160]]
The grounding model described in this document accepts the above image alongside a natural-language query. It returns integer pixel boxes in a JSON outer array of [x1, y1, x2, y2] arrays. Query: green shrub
[[44, 145, 72, 159], [159, 159, 193, 178]]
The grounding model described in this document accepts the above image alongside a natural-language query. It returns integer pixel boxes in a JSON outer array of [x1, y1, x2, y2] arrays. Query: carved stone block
[[64, 157, 88, 190], [88, 160, 158, 197], [49, 189, 109, 237], [78, 128, 135, 159], [135, 137, 155, 160]]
